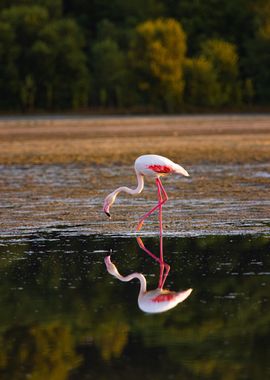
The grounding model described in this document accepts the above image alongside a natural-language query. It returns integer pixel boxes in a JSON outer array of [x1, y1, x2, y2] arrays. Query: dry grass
[[0, 114, 269, 165]]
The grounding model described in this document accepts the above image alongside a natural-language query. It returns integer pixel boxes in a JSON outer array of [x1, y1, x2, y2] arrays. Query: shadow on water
[[0, 233, 269, 379]]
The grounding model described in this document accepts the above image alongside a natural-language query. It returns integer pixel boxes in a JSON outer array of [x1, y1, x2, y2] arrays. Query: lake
[[0, 115, 270, 379], [0, 233, 269, 379]]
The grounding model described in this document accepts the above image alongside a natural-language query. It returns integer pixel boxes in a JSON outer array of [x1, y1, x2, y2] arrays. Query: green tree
[[0, 5, 89, 110], [184, 57, 221, 107], [0, 0, 270, 111], [0, 5, 49, 109], [165, 0, 255, 55], [245, 1, 270, 102], [96, 19, 120, 42], [0, 0, 63, 17], [200, 39, 242, 105], [0, 21, 19, 109], [129, 18, 187, 111], [91, 38, 128, 107], [64, 0, 165, 31], [32, 19, 90, 109], [243, 78, 255, 105]]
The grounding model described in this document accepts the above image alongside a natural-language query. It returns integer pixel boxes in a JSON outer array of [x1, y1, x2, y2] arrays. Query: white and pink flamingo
[[104, 236, 192, 314], [103, 154, 189, 234]]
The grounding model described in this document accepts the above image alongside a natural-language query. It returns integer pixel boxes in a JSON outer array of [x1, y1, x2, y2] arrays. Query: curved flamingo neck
[[119, 272, 147, 295], [104, 256, 147, 295], [104, 255, 193, 314], [113, 170, 144, 197]]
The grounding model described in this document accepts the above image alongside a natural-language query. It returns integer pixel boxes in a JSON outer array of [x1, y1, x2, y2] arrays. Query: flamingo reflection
[[104, 236, 192, 314]]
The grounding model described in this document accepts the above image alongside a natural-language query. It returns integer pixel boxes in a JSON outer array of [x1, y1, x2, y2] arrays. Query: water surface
[[0, 233, 269, 379], [0, 158, 269, 378]]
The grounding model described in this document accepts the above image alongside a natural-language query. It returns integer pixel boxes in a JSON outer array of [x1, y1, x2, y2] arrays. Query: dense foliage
[[0, 0, 269, 112]]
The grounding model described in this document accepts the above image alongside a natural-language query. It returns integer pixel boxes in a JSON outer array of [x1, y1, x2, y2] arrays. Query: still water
[[0, 233, 269, 379]]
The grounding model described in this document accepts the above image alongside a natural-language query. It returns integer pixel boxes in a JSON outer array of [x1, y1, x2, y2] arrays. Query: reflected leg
[[136, 236, 170, 289]]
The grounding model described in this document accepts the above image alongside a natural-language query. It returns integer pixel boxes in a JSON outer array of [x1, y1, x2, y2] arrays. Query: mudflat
[[0, 114, 269, 165], [0, 114, 269, 236]]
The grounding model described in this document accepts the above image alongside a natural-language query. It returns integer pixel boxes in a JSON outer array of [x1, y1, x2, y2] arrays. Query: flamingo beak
[[174, 163, 190, 177], [176, 166, 190, 177], [181, 167, 190, 177], [103, 202, 111, 218]]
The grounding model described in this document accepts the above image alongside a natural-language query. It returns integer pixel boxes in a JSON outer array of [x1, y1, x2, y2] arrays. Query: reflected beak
[[176, 288, 193, 302]]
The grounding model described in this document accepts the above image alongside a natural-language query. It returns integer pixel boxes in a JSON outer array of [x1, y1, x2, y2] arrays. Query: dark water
[[0, 233, 269, 379]]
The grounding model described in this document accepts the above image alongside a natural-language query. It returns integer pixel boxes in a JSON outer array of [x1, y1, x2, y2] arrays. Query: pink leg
[[136, 235, 170, 289], [136, 177, 168, 232], [156, 177, 168, 236], [159, 261, 171, 289], [157, 179, 163, 236], [136, 236, 161, 263], [157, 232, 170, 288], [157, 177, 168, 204], [157, 180, 170, 286]]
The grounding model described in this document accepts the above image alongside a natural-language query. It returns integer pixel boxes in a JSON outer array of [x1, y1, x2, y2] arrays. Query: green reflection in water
[[0, 234, 269, 379]]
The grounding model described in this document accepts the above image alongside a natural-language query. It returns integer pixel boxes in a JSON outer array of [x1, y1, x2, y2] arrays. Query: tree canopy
[[0, 0, 269, 112]]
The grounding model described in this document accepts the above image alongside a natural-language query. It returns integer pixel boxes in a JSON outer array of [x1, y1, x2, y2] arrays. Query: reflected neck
[[121, 272, 147, 295]]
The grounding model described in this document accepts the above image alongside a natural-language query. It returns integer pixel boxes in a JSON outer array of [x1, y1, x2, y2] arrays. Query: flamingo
[[104, 236, 192, 314], [103, 154, 189, 233]]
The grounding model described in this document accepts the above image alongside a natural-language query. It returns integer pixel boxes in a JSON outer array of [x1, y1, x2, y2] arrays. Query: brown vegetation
[[0, 115, 269, 165]]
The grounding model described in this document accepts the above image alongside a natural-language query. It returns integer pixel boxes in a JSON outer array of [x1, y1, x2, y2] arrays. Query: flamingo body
[[103, 154, 189, 232], [135, 154, 189, 178], [138, 288, 193, 314], [104, 255, 192, 314]]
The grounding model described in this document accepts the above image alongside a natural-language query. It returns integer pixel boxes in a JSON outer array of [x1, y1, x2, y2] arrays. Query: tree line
[[0, 0, 269, 112]]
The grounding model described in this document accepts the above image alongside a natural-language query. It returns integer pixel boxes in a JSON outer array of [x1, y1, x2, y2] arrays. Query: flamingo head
[[103, 192, 117, 218], [174, 164, 190, 177], [104, 255, 120, 277]]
